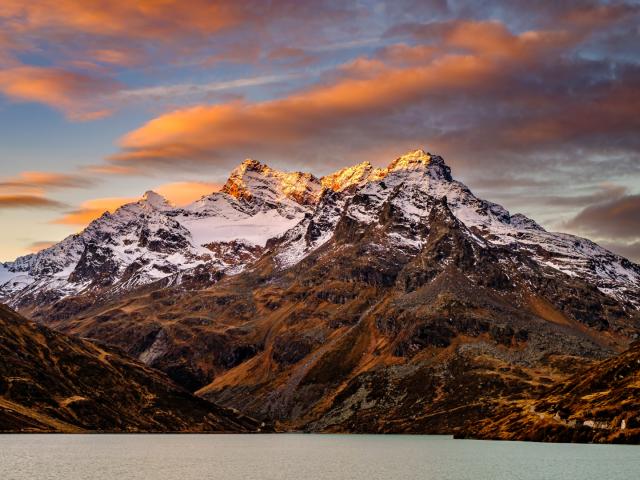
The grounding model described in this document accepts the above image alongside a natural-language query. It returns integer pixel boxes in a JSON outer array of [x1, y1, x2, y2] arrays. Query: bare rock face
[[1, 149, 639, 437], [68, 242, 120, 286]]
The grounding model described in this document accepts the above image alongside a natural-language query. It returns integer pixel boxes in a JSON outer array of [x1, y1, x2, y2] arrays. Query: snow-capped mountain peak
[[319, 149, 452, 193], [386, 149, 452, 181], [222, 158, 322, 207], [141, 190, 172, 209], [321, 161, 384, 192], [1, 149, 639, 313], [0, 158, 325, 308], [277, 149, 639, 308], [387, 148, 431, 168]]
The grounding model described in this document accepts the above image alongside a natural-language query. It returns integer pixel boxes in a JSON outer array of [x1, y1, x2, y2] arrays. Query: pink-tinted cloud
[[0, 66, 119, 120], [0, 194, 65, 209], [108, 21, 583, 168], [566, 194, 640, 240], [0, 171, 94, 189], [27, 241, 58, 253]]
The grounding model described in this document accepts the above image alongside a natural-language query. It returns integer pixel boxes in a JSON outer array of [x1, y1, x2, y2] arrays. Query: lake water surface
[[0, 434, 638, 480]]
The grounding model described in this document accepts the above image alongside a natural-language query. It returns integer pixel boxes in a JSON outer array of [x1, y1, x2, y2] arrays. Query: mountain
[[1, 149, 639, 434], [2, 150, 638, 315], [0, 303, 263, 432], [0, 159, 321, 313], [458, 342, 640, 444]]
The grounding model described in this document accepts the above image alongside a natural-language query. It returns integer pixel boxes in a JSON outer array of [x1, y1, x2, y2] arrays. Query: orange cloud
[[444, 20, 575, 61], [0, 66, 119, 120], [110, 51, 499, 165], [0, 1, 246, 40], [53, 182, 220, 227], [0, 171, 93, 189], [54, 197, 136, 226], [155, 182, 221, 206], [27, 241, 58, 253], [0, 1, 362, 119], [0, 0, 358, 100], [0, 194, 65, 209], [106, 19, 604, 168], [0, 2, 282, 117]]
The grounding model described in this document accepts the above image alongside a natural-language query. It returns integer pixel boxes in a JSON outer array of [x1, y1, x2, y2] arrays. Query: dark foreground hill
[[0, 304, 263, 433]]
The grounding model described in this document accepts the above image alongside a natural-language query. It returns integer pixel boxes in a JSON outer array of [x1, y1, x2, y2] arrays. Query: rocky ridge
[[2, 149, 638, 314]]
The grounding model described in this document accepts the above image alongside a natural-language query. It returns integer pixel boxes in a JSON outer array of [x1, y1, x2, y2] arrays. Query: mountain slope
[[1, 149, 638, 435], [43, 185, 638, 433], [458, 342, 640, 444], [0, 304, 263, 432], [191, 194, 636, 432]]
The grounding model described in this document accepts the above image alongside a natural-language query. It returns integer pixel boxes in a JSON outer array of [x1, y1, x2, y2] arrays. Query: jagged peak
[[102, 190, 172, 217], [222, 157, 321, 206], [385, 149, 449, 178], [388, 148, 431, 167], [142, 190, 163, 202], [235, 158, 269, 173], [140, 190, 172, 209], [321, 161, 385, 192], [224, 149, 453, 201], [222, 159, 272, 200], [382, 149, 449, 180], [510, 213, 545, 231]]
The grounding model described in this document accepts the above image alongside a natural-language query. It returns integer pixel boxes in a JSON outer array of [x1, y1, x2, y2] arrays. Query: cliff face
[[0, 304, 263, 433]]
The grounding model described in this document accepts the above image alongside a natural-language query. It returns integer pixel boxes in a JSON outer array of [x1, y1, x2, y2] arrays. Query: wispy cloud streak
[[115, 72, 310, 101]]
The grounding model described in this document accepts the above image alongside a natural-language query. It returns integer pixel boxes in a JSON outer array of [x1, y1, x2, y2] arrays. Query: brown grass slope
[[0, 304, 263, 432], [457, 342, 640, 444]]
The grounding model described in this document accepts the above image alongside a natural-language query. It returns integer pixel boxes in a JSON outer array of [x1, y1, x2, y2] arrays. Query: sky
[[0, 0, 639, 262]]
